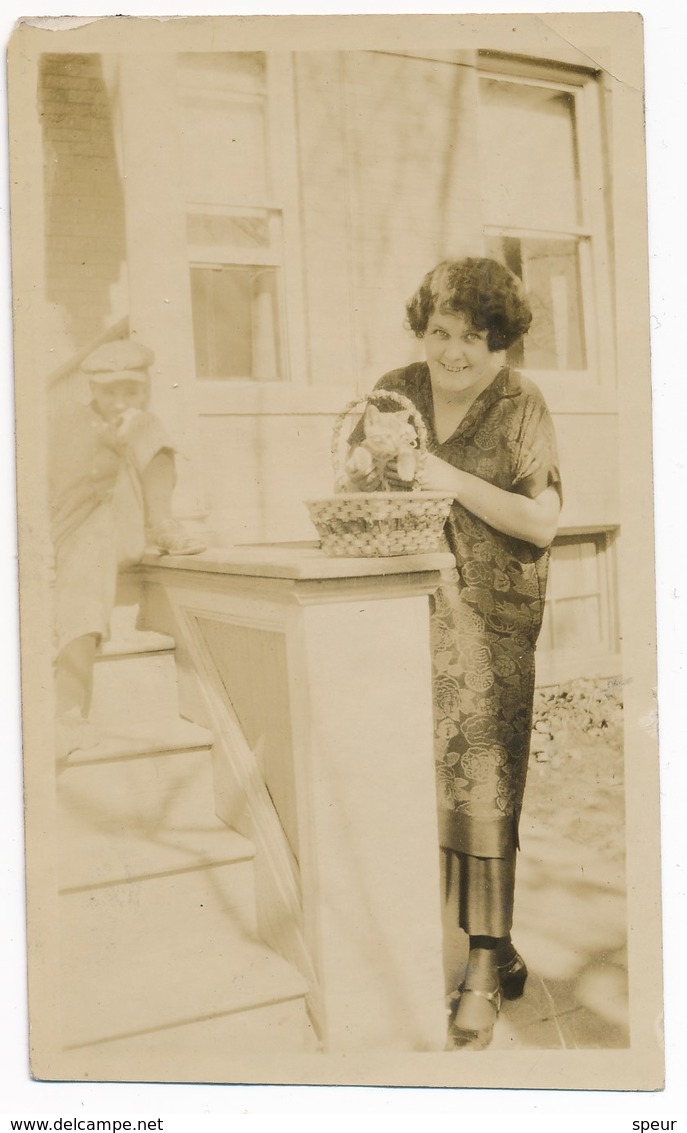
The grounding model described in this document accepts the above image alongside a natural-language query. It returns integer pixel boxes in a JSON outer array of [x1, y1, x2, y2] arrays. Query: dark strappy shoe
[[498, 950, 528, 1000]]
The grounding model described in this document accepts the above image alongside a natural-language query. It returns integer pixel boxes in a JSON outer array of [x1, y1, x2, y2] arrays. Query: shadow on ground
[[443, 817, 629, 1050]]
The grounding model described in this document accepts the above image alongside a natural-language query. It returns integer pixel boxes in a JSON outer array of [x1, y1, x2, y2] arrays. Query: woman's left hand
[[417, 453, 462, 495], [381, 457, 417, 491], [419, 453, 561, 548]]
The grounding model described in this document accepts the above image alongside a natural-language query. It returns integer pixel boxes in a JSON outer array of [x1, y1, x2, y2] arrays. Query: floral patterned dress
[[372, 363, 562, 860]]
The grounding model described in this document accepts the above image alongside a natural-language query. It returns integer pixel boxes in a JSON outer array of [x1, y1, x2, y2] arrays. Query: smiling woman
[[423, 314, 499, 406], [359, 256, 563, 1050]]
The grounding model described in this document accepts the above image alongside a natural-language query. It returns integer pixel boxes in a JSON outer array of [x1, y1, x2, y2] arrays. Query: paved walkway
[[443, 817, 629, 1049]]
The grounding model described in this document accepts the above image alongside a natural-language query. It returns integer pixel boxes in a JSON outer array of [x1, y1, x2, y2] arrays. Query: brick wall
[[39, 53, 127, 354]]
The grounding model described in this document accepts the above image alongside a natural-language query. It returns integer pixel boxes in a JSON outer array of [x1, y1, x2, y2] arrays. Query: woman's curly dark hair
[[405, 257, 532, 352]]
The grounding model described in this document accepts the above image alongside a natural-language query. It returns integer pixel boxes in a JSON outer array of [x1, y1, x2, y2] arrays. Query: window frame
[[477, 56, 616, 413], [536, 527, 620, 684], [176, 51, 309, 406]]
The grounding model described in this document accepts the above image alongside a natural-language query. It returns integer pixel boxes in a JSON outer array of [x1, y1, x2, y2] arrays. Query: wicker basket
[[305, 391, 454, 558]]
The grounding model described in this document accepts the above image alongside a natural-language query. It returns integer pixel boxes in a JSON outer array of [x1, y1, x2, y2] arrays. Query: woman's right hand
[[345, 465, 384, 491], [346, 459, 415, 492]]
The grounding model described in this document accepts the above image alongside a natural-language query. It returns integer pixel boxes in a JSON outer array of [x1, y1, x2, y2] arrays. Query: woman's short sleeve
[[511, 390, 563, 503]]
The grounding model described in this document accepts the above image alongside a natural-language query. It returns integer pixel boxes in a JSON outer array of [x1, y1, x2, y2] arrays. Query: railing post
[[140, 544, 452, 1052], [289, 582, 447, 1051]]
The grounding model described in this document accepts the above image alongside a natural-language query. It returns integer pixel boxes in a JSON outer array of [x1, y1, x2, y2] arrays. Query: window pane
[[553, 595, 603, 651], [487, 235, 587, 370], [479, 78, 581, 230], [177, 53, 268, 206], [550, 539, 599, 599], [538, 601, 555, 652], [540, 536, 612, 655], [190, 265, 282, 380]]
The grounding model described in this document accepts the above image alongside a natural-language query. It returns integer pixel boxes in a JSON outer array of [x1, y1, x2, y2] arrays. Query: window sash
[[190, 262, 285, 382], [540, 531, 618, 656], [486, 228, 593, 375], [186, 204, 283, 267], [177, 52, 307, 386], [478, 67, 615, 390], [478, 74, 583, 233]]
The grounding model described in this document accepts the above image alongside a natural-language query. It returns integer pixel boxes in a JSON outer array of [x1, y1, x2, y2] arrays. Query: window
[[478, 66, 612, 384], [487, 234, 587, 371], [187, 213, 284, 381], [539, 531, 618, 658], [176, 52, 300, 382]]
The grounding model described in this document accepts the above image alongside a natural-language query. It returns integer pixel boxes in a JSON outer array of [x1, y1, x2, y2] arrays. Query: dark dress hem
[[439, 808, 517, 860]]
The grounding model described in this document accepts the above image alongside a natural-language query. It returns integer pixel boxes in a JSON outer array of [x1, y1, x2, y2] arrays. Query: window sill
[[555, 524, 619, 538]]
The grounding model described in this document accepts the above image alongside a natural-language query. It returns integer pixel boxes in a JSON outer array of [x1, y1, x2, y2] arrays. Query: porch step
[[63, 716, 213, 767], [107, 592, 148, 641], [59, 866, 308, 1050], [55, 996, 310, 1082], [91, 647, 181, 730], [58, 748, 254, 892], [55, 603, 310, 1071], [98, 628, 176, 656]]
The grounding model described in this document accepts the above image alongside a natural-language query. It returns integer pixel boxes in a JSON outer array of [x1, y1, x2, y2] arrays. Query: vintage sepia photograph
[[6, 10, 664, 1093]]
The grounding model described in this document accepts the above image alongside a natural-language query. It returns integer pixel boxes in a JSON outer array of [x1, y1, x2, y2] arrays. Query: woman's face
[[424, 310, 503, 398]]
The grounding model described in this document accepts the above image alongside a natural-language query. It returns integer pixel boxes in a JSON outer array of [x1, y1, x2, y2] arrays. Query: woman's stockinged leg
[[448, 849, 523, 1047], [450, 937, 503, 1043], [454, 849, 516, 938]]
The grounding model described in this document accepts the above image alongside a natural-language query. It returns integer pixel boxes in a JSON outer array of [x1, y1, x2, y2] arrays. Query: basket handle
[[331, 390, 429, 491]]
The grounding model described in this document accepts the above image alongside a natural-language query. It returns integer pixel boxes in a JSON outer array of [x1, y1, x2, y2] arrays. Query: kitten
[[345, 404, 419, 490]]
